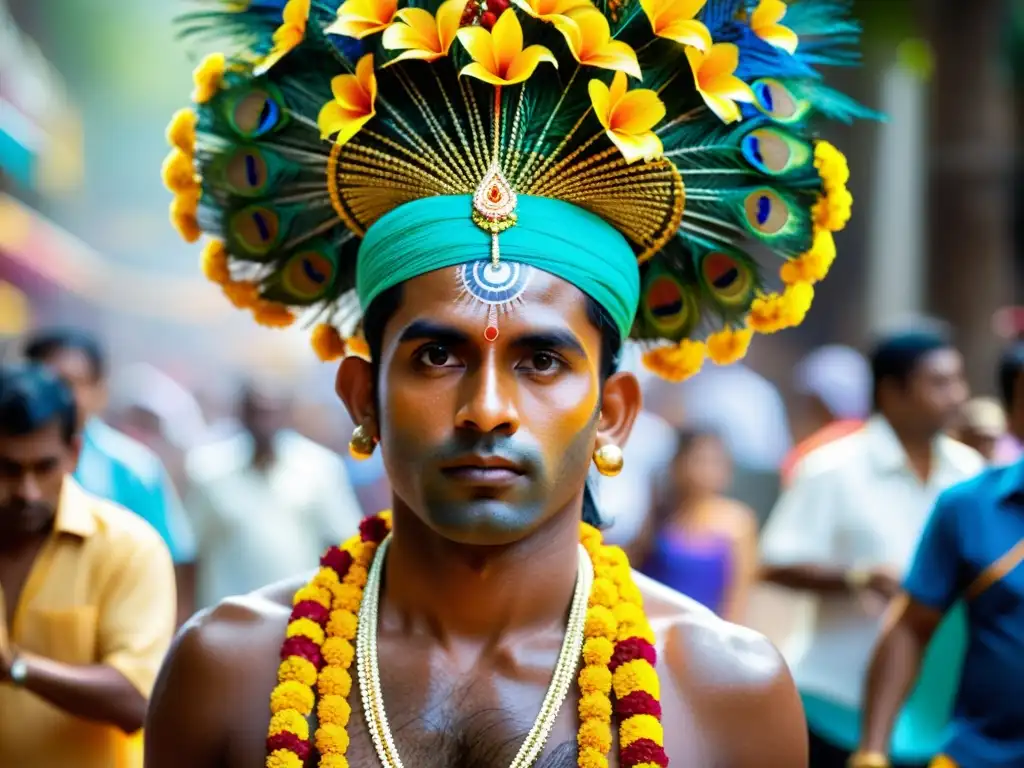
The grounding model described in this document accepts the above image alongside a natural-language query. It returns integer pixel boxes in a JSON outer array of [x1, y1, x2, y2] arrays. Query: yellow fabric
[[0, 478, 176, 768], [930, 757, 958, 768]]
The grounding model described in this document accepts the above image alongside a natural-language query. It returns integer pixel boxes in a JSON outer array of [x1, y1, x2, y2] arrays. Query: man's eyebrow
[[510, 329, 587, 357], [397, 320, 471, 345]]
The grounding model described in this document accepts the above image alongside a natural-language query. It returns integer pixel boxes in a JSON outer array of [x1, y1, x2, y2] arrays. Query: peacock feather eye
[[743, 188, 791, 236], [699, 251, 754, 307], [641, 273, 698, 336], [223, 147, 270, 196], [751, 79, 809, 125], [226, 86, 286, 139], [229, 205, 282, 256], [741, 128, 811, 176], [281, 248, 337, 302]]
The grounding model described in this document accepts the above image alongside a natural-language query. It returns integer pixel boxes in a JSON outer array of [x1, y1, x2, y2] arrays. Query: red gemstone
[[291, 600, 330, 626], [480, 10, 498, 28], [616, 691, 662, 719], [320, 546, 353, 576], [610, 636, 658, 671], [483, 325, 499, 342], [487, 184, 502, 203], [267, 732, 311, 760], [620, 738, 669, 767]]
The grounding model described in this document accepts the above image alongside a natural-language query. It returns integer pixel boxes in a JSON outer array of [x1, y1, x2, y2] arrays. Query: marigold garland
[[266, 514, 665, 767]]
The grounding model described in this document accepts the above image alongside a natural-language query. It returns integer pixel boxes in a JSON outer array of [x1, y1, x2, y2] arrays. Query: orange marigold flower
[[252, 301, 296, 328], [582, 636, 615, 667], [332, 583, 364, 613], [311, 323, 347, 362], [578, 664, 613, 695], [322, 637, 355, 668], [318, 666, 353, 698], [343, 563, 369, 588], [269, 680, 314, 715], [577, 717, 613, 753], [222, 280, 261, 310], [200, 240, 231, 284], [612, 659, 661, 700], [315, 722, 351, 755], [345, 335, 370, 360], [318, 694, 353, 728], [706, 326, 753, 366], [641, 338, 706, 382], [620, 713, 664, 747], [578, 747, 610, 768], [327, 609, 358, 640], [277, 656, 318, 686], [584, 605, 618, 640], [579, 691, 613, 721], [269, 709, 310, 740]]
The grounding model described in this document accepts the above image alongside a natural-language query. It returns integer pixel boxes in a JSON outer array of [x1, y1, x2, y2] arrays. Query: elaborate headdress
[[164, 0, 874, 381]]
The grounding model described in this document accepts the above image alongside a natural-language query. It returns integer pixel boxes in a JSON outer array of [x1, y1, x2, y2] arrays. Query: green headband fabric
[[356, 195, 640, 340]]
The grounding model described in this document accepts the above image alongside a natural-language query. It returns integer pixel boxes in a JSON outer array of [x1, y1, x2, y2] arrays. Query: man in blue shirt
[[854, 342, 1024, 768], [23, 329, 196, 625]]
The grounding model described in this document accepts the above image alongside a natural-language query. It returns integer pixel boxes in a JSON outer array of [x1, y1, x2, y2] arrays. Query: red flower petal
[[359, 515, 390, 543], [616, 690, 662, 718], [620, 738, 669, 767], [320, 546, 353, 576], [280, 635, 323, 667], [610, 636, 657, 671], [291, 600, 330, 625], [267, 731, 312, 760]]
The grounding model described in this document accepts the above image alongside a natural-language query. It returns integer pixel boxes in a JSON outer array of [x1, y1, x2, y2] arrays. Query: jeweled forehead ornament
[[472, 162, 518, 267]]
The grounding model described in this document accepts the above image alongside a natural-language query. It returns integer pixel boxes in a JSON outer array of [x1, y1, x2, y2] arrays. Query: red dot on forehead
[[483, 325, 499, 342]]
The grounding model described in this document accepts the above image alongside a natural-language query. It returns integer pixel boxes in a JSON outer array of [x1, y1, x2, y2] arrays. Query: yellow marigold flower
[[780, 228, 836, 285], [318, 665, 353, 698], [316, 723, 351, 755], [613, 659, 661, 700], [747, 282, 815, 333], [200, 240, 231, 285], [578, 748, 609, 768], [286, 617, 326, 645], [343, 563, 369, 588], [612, 602, 645, 626], [222, 279, 261, 310], [332, 583, 364, 613], [577, 718, 613, 753], [162, 148, 198, 194], [166, 108, 197, 155], [252, 301, 296, 328], [277, 656, 318, 686], [641, 339, 706, 382], [320, 756, 351, 768], [583, 636, 615, 667], [267, 749, 304, 768], [588, 577, 619, 609], [327, 609, 358, 640], [269, 709, 311, 740], [578, 664, 613, 695], [269, 680, 314, 715], [617, 581, 644, 607], [706, 326, 753, 366], [318, 694, 353, 728], [812, 186, 852, 232], [596, 545, 629, 570], [618, 622, 657, 644], [293, 583, 333, 609], [192, 52, 226, 104], [584, 605, 618, 640], [311, 323, 347, 362], [579, 691, 613, 722], [814, 140, 850, 188], [620, 713, 664, 747], [322, 637, 355, 668], [170, 203, 202, 243], [314, 565, 342, 591]]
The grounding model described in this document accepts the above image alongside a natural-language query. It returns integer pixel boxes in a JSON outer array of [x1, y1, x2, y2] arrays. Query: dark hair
[[998, 342, 1024, 410], [672, 427, 721, 460], [362, 282, 623, 527], [23, 328, 105, 382], [869, 323, 953, 410], [0, 363, 78, 444]]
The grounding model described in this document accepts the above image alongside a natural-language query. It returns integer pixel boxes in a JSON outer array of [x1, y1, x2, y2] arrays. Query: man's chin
[[421, 498, 547, 547]]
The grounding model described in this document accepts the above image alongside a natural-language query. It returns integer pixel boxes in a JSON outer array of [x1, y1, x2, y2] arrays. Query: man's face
[[0, 421, 77, 539], [40, 348, 103, 428], [372, 267, 613, 546], [901, 348, 969, 434]]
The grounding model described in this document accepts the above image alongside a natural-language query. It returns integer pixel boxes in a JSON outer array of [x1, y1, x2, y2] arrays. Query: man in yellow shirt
[[0, 362, 176, 768]]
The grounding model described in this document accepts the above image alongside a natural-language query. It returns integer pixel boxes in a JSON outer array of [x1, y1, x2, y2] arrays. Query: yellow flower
[[318, 665, 354, 698], [326, 0, 398, 39], [584, 604, 618, 640], [277, 656, 318, 686], [267, 750, 304, 768], [322, 637, 356, 668], [269, 680, 315, 715], [269, 709, 311, 740], [318, 694, 353, 727], [316, 723, 352, 755], [162, 148, 199, 194], [747, 281, 814, 333], [639, 0, 711, 52], [578, 747, 610, 768], [578, 691, 613, 721], [812, 187, 852, 232], [381, 0, 466, 64], [345, 335, 370, 359], [457, 9, 557, 87], [256, 0, 311, 74], [578, 718, 613, 753], [318, 54, 377, 147], [286, 617, 326, 645], [170, 193, 202, 243], [612, 658, 661, 699], [582, 636, 615, 666], [332, 583, 364, 613], [327, 609, 359, 640], [320, 757, 351, 768], [750, 0, 798, 54], [222, 280, 261, 309], [618, 622, 656, 644], [578, 664, 613, 695], [293, 583, 333, 609], [588, 577, 619, 609], [192, 52, 226, 104], [552, 8, 641, 79], [343, 563, 369, 588], [200, 240, 231, 285], [685, 43, 754, 124], [641, 338, 705, 382], [166, 108, 197, 155], [780, 228, 835, 285], [312, 323, 348, 362], [588, 71, 665, 163], [620, 713, 664, 747], [705, 325, 753, 365], [512, 0, 591, 23]]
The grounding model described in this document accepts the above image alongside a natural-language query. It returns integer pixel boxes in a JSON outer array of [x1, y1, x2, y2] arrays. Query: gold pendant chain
[[356, 537, 595, 768]]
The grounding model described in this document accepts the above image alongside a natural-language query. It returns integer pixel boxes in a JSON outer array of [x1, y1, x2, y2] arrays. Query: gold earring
[[349, 424, 377, 460], [593, 444, 624, 477]]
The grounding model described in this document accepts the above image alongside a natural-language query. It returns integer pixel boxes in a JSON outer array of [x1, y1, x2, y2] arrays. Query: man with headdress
[[148, 0, 872, 765]]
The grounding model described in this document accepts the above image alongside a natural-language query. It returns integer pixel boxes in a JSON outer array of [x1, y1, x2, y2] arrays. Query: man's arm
[[855, 489, 965, 761]]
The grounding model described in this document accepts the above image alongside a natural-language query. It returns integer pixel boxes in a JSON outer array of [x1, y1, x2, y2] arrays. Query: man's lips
[[440, 455, 527, 485]]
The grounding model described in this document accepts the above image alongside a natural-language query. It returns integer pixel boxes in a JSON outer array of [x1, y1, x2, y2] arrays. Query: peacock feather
[[164, 0, 875, 380]]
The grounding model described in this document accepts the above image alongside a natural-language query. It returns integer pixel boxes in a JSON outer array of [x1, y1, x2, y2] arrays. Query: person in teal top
[[24, 329, 196, 623]]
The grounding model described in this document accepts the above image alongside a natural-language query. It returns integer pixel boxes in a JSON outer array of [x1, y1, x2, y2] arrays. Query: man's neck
[[889, 419, 937, 482], [382, 499, 584, 644]]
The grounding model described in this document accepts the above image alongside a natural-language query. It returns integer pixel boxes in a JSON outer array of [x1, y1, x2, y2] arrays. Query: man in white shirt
[[760, 325, 985, 768], [184, 382, 364, 608]]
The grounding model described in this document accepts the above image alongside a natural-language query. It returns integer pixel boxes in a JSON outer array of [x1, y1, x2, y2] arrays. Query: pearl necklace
[[355, 536, 594, 768]]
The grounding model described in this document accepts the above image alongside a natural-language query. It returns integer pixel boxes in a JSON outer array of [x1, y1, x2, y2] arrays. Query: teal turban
[[356, 195, 640, 340]]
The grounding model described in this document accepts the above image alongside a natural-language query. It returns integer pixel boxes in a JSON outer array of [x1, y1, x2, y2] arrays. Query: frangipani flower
[[326, 0, 398, 39], [318, 54, 377, 146], [750, 0, 798, 54], [512, 0, 591, 23], [457, 10, 557, 87], [639, 0, 711, 52], [381, 0, 467, 64], [588, 70, 665, 163], [685, 43, 754, 124], [552, 8, 641, 79], [255, 0, 311, 75]]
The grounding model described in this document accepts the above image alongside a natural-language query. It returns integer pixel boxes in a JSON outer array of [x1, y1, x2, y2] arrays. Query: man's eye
[[418, 346, 459, 368], [522, 352, 563, 374]]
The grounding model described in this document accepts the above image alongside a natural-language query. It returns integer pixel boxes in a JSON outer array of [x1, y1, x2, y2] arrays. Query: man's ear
[[595, 370, 642, 451], [335, 356, 376, 432]]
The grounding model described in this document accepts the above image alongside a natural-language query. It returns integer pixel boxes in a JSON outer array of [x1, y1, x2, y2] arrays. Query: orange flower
[[641, 338, 705, 382], [456, 10, 557, 87], [685, 43, 754, 124], [200, 240, 231, 284], [256, 0, 311, 74], [588, 71, 665, 163], [705, 326, 753, 365], [318, 54, 377, 147], [552, 8, 641, 79], [381, 0, 466, 64], [750, 0, 798, 54], [311, 323, 347, 361], [326, 0, 398, 39], [639, 0, 711, 51]]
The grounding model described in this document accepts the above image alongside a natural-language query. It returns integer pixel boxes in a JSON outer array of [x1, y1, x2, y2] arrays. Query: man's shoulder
[[86, 420, 163, 482], [936, 461, 1013, 515], [70, 480, 168, 551], [788, 427, 871, 482], [936, 435, 987, 478]]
